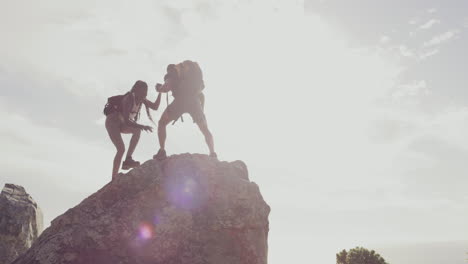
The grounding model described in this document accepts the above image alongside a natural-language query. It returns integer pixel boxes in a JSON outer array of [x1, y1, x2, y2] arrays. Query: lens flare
[[138, 223, 154, 240], [183, 178, 195, 194], [166, 176, 205, 210]]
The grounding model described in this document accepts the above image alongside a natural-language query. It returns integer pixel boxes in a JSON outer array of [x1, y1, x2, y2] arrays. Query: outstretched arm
[[144, 92, 162, 110]]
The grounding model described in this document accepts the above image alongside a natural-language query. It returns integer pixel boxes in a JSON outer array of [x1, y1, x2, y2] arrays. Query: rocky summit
[[13, 154, 270, 264], [0, 184, 43, 264]]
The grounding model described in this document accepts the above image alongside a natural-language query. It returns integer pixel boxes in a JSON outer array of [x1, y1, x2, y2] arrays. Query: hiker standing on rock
[[103, 80, 162, 179], [153, 61, 217, 160]]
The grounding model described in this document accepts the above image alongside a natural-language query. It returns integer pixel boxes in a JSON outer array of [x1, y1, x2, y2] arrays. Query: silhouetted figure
[[153, 61, 216, 160], [103, 80, 161, 179]]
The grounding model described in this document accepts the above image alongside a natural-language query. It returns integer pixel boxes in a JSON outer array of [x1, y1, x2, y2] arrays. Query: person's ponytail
[[145, 103, 155, 124]]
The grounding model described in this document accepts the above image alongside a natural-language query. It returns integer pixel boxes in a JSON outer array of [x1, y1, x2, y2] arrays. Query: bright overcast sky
[[1, 0, 467, 263]]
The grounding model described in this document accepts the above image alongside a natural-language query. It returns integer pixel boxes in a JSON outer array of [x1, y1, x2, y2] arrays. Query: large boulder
[[0, 184, 43, 264], [13, 154, 270, 264]]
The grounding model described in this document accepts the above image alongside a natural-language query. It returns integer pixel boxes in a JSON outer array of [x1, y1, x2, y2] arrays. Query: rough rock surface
[[13, 154, 270, 264], [0, 184, 43, 264]]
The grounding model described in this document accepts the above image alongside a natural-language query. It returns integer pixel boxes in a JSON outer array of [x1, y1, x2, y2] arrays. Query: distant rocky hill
[[13, 154, 270, 264], [0, 184, 43, 264]]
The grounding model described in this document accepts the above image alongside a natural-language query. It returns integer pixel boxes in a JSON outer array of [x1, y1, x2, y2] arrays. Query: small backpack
[[103, 92, 130, 116]]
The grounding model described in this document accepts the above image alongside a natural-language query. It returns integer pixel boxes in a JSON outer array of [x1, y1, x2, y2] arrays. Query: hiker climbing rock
[[103, 80, 161, 179], [153, 61, 217, 160]]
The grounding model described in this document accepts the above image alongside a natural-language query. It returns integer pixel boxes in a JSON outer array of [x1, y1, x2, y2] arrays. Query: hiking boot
[[209, 152, 218, 159], [122, 157, 140, 170], [153, 149, 167, 160]]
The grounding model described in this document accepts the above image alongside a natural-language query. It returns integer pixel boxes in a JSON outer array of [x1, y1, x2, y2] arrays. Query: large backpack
[[170, 60, 205, 99]]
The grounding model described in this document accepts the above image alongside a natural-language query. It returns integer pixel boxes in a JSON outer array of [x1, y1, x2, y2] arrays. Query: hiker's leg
[[196, 119, 215, 155], [122, 126, 141, 159], [154, 102, 179, 160], [105, 116, 125, 179], [158, 110, 171, 150], [190, 100, 215, 155]]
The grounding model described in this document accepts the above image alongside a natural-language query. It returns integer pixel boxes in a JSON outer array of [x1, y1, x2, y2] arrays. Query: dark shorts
[[166, 98, 206, 124]]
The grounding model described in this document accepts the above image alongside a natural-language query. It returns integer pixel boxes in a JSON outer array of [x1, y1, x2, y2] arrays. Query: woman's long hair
[[131, 80, 155, 124]]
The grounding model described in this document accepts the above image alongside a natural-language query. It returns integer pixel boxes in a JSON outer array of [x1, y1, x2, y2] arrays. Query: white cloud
[[424, 30, 459, 47], [427, 8, 437, 14], [380, 35, 390, 43], [392, 80, 429, 99], [419, 49, 439, 60], [419, 19, 440, 29], [399, 45, 414, 57], [409, 18, 419, 25], [373, 88, 468, 200]]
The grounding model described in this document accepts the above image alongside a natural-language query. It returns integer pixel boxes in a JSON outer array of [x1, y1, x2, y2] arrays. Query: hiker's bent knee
[[121, 126, 140, 135], [134, 128, 141, 136]]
